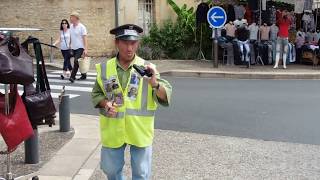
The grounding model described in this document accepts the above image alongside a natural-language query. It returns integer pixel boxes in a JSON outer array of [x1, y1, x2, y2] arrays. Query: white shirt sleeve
[[81, 24, 88, 36]]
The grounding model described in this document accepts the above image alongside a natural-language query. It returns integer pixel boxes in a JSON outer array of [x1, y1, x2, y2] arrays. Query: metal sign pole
[[0, 85, 14, 180], [207, 6, 227, 69], [213, 28, 218, 68], [4, 85, 13, 180]]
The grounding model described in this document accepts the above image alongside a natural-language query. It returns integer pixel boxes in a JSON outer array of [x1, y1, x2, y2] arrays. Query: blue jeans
[[100, 144, 152, 180], [61, 50, 73, 71], [275, 37, 289, 67]]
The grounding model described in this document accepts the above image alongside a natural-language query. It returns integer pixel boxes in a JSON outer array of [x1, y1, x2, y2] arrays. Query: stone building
[[0, 0, 199, 57]]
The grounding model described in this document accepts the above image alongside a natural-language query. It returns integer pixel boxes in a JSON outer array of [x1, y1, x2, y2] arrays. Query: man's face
[[116, 39, 139, 61], [70, 16, 78, 24]]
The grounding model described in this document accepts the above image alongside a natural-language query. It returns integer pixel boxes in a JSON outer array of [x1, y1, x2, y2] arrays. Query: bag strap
[[33, 40, 51, 92], [62, 31, 69, 49]]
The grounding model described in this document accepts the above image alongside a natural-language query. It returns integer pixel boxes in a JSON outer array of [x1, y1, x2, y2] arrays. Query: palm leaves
[[166, 0, 196, 35]]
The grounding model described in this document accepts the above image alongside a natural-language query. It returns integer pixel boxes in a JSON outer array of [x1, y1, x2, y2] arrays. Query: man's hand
[[105, 101, 118, 118], [82, 49, 88, 57], [145, 65, 158, 87]]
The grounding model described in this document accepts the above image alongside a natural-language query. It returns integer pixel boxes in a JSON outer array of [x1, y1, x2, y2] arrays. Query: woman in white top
[[53, 19, 73, 79]]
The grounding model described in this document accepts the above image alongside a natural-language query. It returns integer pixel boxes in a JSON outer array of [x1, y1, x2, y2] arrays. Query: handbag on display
[[0, 84, 34, 152], [22, 39, 56, 128], [0, 37, 34, 85]]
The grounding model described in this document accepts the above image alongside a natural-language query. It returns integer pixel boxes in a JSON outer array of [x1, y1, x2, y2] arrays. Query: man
[[69, 11, 88, 83], [91, 24, 172, 180]]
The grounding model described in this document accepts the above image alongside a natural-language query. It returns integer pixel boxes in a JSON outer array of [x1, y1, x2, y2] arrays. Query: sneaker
[[69, 78, 75, 83]]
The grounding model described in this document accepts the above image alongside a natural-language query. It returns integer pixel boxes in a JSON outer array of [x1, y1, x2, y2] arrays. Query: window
[[138, 0, 154, 35]]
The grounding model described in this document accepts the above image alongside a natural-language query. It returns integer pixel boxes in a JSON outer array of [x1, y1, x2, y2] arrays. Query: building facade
[[0, 0, 199, 57]]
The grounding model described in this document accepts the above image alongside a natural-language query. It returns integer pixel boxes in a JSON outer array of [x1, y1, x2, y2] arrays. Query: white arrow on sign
[[211, 12, 224, 23]]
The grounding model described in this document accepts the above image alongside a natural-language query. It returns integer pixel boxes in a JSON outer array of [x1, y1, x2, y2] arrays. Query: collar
[[116, 54, 136, 71]]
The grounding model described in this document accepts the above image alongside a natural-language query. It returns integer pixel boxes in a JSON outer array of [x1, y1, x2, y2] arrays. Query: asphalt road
[[62, 76, 320, 145]]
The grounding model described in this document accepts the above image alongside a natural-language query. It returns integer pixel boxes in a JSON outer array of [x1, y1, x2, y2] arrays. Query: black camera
[[133, 64, 153, 77]]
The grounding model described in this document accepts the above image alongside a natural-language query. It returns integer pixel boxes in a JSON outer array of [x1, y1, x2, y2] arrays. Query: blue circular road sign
[[207, 6, 227, 28]]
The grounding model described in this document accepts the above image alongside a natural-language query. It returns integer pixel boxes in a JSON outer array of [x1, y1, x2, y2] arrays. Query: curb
[[160, 70, 320, 80], [44, 62, 320, 80]]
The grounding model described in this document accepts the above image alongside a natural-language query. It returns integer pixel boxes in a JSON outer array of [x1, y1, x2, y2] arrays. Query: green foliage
[[166, 0, 196, 36], [138, 0, 213, 60]]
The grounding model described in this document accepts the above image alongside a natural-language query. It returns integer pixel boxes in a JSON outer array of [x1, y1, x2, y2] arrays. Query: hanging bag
[[23, 39, 56, 128], [0, 84, 34, 152], [0, 37, 34, 85]]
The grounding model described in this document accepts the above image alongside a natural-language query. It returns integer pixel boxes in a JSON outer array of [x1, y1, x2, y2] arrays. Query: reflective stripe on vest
[[100, 60, 155, 117], [99, 108, 125, 118]]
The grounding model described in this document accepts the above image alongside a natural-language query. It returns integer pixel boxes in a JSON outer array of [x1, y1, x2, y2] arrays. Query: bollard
[[24, 129, 39, 164], [50, 37, 53, 63], [59, 94, 70, 132]]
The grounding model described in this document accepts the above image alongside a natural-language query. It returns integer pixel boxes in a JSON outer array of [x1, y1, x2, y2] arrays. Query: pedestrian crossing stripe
[[40, 74, 96, 80], [0, 84, 93, 93], [51, 70, 97, 76], [0, 71, 95, 100], [47, 78, 95, 85], [50, 84, 92, 92], [0, 89, 80, 99]]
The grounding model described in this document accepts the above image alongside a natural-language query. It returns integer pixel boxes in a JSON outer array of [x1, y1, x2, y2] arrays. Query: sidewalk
[[46, 58, 320, 79], [22, 114, 320, 180], [22, 114, 101, 180]]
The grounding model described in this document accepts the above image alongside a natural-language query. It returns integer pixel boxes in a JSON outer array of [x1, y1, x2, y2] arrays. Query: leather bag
[[0, 37, 34, 85], [23, 39, 56, 128], [0, 84, 34, 152]]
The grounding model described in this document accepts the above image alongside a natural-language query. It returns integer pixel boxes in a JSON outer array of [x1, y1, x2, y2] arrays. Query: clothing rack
[[0, 85, 13, 180], [0, 30, 15, 180], [255, 0, 265, 66], [197, 23, 206, 60], [197, 0, 206, 61], [0, 28, 41, 180]]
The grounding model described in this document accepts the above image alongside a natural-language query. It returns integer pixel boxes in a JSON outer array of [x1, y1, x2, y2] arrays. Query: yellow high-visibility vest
[[95, 56, 157, 148]]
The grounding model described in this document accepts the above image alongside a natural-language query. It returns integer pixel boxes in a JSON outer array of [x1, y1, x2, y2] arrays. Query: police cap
[[110, 24, 143, 41]]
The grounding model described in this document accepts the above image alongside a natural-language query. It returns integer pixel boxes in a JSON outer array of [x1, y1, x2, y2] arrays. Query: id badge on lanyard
[[104, 76, 124, 106], [128, 72, 140, 101]]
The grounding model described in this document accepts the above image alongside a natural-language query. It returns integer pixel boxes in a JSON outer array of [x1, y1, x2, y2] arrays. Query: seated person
[[236, 27, 250, 67]]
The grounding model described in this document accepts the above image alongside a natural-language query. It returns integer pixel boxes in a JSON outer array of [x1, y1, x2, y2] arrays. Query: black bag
[[23, 38, 56, 128], [0, 37, 34, 85]]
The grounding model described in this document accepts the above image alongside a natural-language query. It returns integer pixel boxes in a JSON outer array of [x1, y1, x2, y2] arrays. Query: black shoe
[[69, 78, 75, 83], [78, 75, 87, 80], [60, 75, 64, 80]]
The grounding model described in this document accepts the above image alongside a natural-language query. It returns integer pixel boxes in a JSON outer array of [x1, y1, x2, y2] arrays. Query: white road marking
[[47, 78, 95, 85], [38, 74, 96, 80], [51, 70, 97, 76], [0, 89, 80, 99], [50, 85, 92, 92]]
